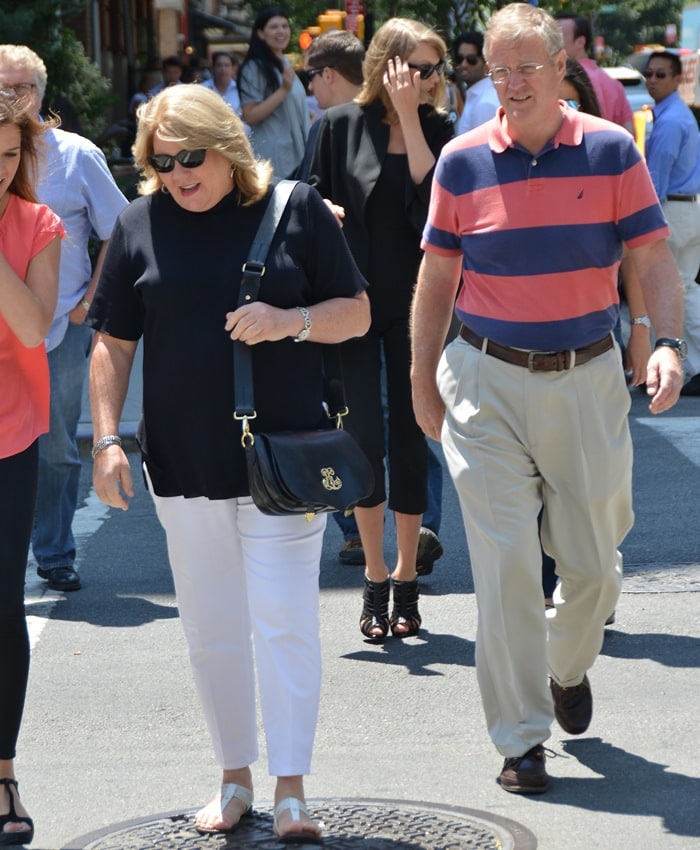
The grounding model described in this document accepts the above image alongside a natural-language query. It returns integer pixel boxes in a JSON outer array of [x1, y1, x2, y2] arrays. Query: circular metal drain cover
[[63, 799, 536, 850]]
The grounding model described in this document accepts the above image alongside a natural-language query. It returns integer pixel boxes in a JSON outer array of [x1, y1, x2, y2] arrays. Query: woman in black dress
[[310, 18, 454, 640]]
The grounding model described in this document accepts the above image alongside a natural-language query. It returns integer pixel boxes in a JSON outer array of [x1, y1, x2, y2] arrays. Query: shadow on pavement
[[342, 630, 475, 675], [601, 629, 700, 668], [545, 737, 700, 840]]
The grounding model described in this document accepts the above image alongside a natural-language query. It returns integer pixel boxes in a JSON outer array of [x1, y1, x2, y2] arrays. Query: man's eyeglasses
[[643, 69, 670, 80], [148, 148, 207, 173], [487, 62, 545, 85], [407, 60, 446, 80], [457, 54, 480, 66], [3, 82, 36, 98]]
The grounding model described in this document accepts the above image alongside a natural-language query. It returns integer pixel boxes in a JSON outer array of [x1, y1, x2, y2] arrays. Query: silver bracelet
[[91, 434, 122, 459]]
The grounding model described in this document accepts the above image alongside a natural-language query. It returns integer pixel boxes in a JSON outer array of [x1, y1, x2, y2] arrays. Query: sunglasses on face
[[643, 69, 670, 80], [407, 60, 446, 80], [457, 54, 480, 66], [148, 148, 207, 173], [307, 66, 330, 79]]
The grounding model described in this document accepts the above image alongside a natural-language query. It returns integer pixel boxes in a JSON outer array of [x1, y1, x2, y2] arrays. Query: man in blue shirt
[[202, 51, 242, 116], [645, 50, 700, 395], [0, 44, 128, 591]]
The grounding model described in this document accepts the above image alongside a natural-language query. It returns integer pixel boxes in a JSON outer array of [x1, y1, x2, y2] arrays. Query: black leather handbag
[[233, 181, 374, 520]]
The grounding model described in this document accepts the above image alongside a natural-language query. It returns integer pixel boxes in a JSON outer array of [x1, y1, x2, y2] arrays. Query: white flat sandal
[[273, 797, 323, 845], [195, 782, 253, 835]]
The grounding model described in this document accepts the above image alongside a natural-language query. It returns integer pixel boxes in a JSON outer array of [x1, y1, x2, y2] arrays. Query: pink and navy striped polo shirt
[[422, 107, 669, 351]]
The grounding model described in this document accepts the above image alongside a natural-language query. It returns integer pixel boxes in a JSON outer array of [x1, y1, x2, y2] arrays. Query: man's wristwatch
[[631, 315, 651, 329], [293, 306, 311, 342], [654, 337, 688, 360]]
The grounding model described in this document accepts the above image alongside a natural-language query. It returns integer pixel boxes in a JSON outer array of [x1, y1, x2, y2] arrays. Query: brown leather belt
[[459, 325, 614, 372]]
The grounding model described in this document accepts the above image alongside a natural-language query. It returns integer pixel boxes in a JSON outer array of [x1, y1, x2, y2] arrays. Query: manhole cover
[[63, 799, 536, 849]]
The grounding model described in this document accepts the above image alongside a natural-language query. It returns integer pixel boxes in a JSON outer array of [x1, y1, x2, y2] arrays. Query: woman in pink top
[[0, 88, 62, 846]]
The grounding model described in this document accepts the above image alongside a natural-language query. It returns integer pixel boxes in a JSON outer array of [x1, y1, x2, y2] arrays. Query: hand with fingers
[[383, 55, 421, 119]]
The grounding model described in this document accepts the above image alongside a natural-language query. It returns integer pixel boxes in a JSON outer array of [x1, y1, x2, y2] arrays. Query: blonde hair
[[133, 84, 272, 203], [0, 44, 48, 99], [357, 18, 447, 123]]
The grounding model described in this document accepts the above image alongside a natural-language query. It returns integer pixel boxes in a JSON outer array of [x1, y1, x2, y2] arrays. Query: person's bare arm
[[410, 251, 463, 440], [0, 236, 60, 347], [619, 248, 652, 386], [627, 238, 684, 414], [90, 332, 138, 509], [69, 241, 110, 325], [241, 63, 295, 125], [225, 291, 370, 345], [384, 58, 437, 185]]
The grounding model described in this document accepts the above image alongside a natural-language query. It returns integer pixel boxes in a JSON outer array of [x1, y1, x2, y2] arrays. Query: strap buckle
[[527, 350, 571, 372], [241, 261, 265, 277]]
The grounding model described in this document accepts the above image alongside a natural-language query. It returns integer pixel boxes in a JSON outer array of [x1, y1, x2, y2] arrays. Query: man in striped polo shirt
[[410, 3, 684, 795]]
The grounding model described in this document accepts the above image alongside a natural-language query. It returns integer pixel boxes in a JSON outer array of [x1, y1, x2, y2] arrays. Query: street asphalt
[[17, 341, 700, 850]]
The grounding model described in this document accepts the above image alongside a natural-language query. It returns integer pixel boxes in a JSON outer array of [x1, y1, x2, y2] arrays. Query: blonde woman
[[310, 19, 454, 641], [88, 84, 369, 843]]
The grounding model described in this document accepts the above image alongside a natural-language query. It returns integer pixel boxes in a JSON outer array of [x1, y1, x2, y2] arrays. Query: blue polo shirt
[[646, 90, 700, 201]]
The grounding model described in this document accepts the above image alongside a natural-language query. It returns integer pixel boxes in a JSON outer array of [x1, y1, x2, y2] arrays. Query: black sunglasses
[[407, 60, 446, 80], [149, 148, 207, 173], [643, 69, 670, 80], [307, 66, 331, 79], [457, 54, 480, 66]]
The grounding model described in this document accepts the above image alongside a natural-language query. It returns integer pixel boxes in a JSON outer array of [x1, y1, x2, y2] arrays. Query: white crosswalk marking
[[25, 488, 110, 648]]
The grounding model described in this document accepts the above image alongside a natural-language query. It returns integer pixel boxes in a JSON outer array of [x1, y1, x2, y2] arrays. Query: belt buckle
[[527, 350, 570, 372]]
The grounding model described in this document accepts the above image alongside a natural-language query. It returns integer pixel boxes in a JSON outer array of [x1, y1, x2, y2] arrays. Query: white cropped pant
[[147, 471, 326, 776]]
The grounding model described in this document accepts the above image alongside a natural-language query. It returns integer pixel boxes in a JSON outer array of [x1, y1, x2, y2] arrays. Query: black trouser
[[0, 440, 37, 759], [341, 319, 428, 514]]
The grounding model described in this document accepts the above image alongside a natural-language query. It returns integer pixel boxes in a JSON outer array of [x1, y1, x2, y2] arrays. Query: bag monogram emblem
[[321, 467, 342, 491]]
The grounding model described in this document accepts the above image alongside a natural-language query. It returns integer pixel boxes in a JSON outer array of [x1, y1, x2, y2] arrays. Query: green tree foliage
[[0, 0, 113, 139]]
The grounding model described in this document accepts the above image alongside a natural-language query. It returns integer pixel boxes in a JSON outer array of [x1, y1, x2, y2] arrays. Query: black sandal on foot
[[390, 578, 421, 638], [0, 779, 34, 847], [359, 577, 390, 640]]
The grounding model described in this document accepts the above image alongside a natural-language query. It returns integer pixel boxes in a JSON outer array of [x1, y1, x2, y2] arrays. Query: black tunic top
[[88, 182, 367, 499]]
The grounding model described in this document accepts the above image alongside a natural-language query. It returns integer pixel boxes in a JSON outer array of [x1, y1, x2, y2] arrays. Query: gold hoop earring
[[160, 184, 169, 194]]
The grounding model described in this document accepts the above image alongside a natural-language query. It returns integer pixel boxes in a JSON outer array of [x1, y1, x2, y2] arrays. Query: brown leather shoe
[[550, 674, 592, 735], [499, 744, 549, 794]]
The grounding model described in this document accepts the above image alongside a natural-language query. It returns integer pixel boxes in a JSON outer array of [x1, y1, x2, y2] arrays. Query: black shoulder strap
[[233, 180, 348, 422]]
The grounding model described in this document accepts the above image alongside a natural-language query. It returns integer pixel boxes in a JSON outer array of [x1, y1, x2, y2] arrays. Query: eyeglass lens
[[488, 63, 544, 84], [149, 148, 207, 173]]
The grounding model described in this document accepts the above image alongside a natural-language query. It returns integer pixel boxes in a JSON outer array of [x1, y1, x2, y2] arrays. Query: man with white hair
[[0, 45, 128, 592]]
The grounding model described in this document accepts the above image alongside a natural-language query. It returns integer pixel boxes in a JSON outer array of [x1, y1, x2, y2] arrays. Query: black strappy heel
[[390, 578, 422, 638], [359, 577, 390, 641], [0, 779, 34, 846]]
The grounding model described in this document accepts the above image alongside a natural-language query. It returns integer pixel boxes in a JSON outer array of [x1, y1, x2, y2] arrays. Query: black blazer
[[308, 100, 455, 277]]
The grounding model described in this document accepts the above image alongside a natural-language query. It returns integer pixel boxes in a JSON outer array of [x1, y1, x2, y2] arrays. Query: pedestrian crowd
[[0, 2, 693, 844]]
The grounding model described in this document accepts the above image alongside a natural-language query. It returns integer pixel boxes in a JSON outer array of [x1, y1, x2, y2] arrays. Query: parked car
[[603, 65, 655, 114]]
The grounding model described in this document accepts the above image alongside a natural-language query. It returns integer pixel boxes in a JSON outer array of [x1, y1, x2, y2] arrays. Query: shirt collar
[[488, 102, 584, 153], [652, 88, 681, 120]]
